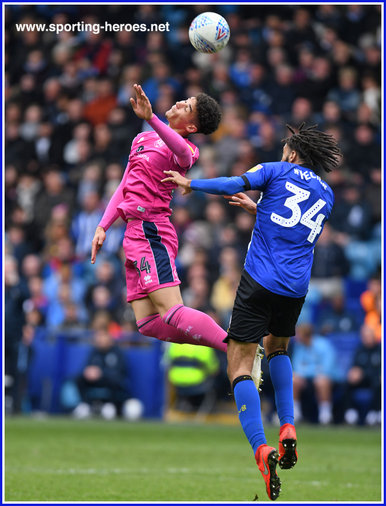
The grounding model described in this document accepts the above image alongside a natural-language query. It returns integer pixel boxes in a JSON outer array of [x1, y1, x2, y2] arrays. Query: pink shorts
[[122, 219, 181, 302]]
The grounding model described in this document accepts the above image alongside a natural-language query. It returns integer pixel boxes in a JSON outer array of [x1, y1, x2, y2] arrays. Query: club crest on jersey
[[247, 164, 263, 173], [154, 139, 165, 148], [136, 145, 144, 152]]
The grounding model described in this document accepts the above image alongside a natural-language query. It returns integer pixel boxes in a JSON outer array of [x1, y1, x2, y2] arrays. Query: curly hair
[[195, 93, 222, 135], [283, 123, 343, 173]]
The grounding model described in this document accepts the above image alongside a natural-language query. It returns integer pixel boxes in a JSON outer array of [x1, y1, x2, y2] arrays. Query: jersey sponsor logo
[[154, 139, 165, 148], [247, 164, 263, 173], [137, 153, 150, 162], [137, 136, 145, 143]]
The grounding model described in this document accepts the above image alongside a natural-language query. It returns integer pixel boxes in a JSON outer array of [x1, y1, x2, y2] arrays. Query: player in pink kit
[[91, 84, 227, 352]]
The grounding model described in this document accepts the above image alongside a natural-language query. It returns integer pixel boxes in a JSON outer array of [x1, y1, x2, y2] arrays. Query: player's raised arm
[[130, 84, 193, 168]]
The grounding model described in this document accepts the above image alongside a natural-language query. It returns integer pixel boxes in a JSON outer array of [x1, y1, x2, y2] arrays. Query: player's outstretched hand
[[162, 170, 192, 195], [91, 226, 106, 264], [130, 84, 153, 121], [224, 193, 257, 215]]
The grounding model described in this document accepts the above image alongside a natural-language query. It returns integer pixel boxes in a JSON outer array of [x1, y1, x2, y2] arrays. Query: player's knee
[[263, 335, 289, 358]]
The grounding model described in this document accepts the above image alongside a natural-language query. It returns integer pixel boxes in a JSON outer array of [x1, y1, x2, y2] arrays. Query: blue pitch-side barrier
[[27, 330, 166, 418]]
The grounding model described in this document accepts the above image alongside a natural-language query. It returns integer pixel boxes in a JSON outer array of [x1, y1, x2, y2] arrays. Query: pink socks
[[137, 313, 200, 346], [162, 304, 227, 352], [137, 305, 228, 353]]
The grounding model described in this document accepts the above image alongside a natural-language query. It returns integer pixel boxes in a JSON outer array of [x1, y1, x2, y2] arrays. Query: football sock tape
[[267, 350, 288, 362], [232, 374, 253, 393]]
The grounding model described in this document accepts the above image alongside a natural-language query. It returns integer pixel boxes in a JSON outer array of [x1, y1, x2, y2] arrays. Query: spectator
[[360, 275, 381, 342], [329, 184, 373, 241], [285, 8, 319, 62], [166, 343, 220, 415], [43, 261, 86, 306], [268, 64, 296, 116], [286, 97, 316, 127], [5, 121, 36, 167], [33, 168, 75, 239], [327, 67, 361, 119], [72, 326, 141, 420], [344, 124, 381, 182], [344, 324, 381, 425], [5, 255, 29, 413], [45, 282, 83, 329], [85, 259, 123, 311], [72, 191, 103, 259], [83, 78, 117, 126], [5, 224, 32, 268], [25, 275, 49, 318], [310, 223, 349, 298], [142, 61, 181, 104], [315, 293, 360, 335], [73, 23, 112, 75], [292, 323, 338, 425]]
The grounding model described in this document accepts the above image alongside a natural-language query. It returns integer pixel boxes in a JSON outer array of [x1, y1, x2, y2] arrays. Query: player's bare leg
[[264, 334, 298, 470]]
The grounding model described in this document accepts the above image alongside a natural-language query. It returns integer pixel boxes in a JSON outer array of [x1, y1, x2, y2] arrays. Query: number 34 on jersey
[[271, 182, 326, 243]]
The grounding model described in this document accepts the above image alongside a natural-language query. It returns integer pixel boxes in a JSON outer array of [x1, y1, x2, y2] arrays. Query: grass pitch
[[5, 417, 382, 502]]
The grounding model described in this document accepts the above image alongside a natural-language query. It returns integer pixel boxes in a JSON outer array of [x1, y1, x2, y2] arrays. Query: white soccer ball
[[189, 12, 230, 54]]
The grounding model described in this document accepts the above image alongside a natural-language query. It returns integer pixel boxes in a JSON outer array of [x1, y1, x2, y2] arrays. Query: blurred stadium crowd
[[5, 4, 381, 422]]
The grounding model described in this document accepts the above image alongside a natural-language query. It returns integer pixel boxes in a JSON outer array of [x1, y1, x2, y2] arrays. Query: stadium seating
[[27, 330, 165, 418]]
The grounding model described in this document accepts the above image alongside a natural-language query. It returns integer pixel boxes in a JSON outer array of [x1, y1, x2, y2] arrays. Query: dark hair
[[195, 93, 222, 135], [283, 123, 342, 173]]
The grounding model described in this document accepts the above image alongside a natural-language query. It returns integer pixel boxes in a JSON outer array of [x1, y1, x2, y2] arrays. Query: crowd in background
[[5, 4, 381, 421]]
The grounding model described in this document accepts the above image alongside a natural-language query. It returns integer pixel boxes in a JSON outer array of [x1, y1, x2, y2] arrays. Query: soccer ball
[[189, 12, 230, 54]]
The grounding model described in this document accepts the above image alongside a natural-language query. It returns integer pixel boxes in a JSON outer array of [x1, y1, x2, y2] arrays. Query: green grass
[[5, 417, 382, 502]]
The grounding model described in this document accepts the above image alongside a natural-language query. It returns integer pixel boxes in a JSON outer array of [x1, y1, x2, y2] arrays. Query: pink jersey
[[116, 130, 199, 222]]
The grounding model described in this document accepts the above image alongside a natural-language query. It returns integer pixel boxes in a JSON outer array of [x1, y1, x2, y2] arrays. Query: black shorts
[[226, 270, 305, 344]]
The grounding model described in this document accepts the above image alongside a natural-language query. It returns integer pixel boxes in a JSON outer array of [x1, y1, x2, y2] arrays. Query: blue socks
[[269, 354, 294, 426], [234, 378, 266, 454]]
